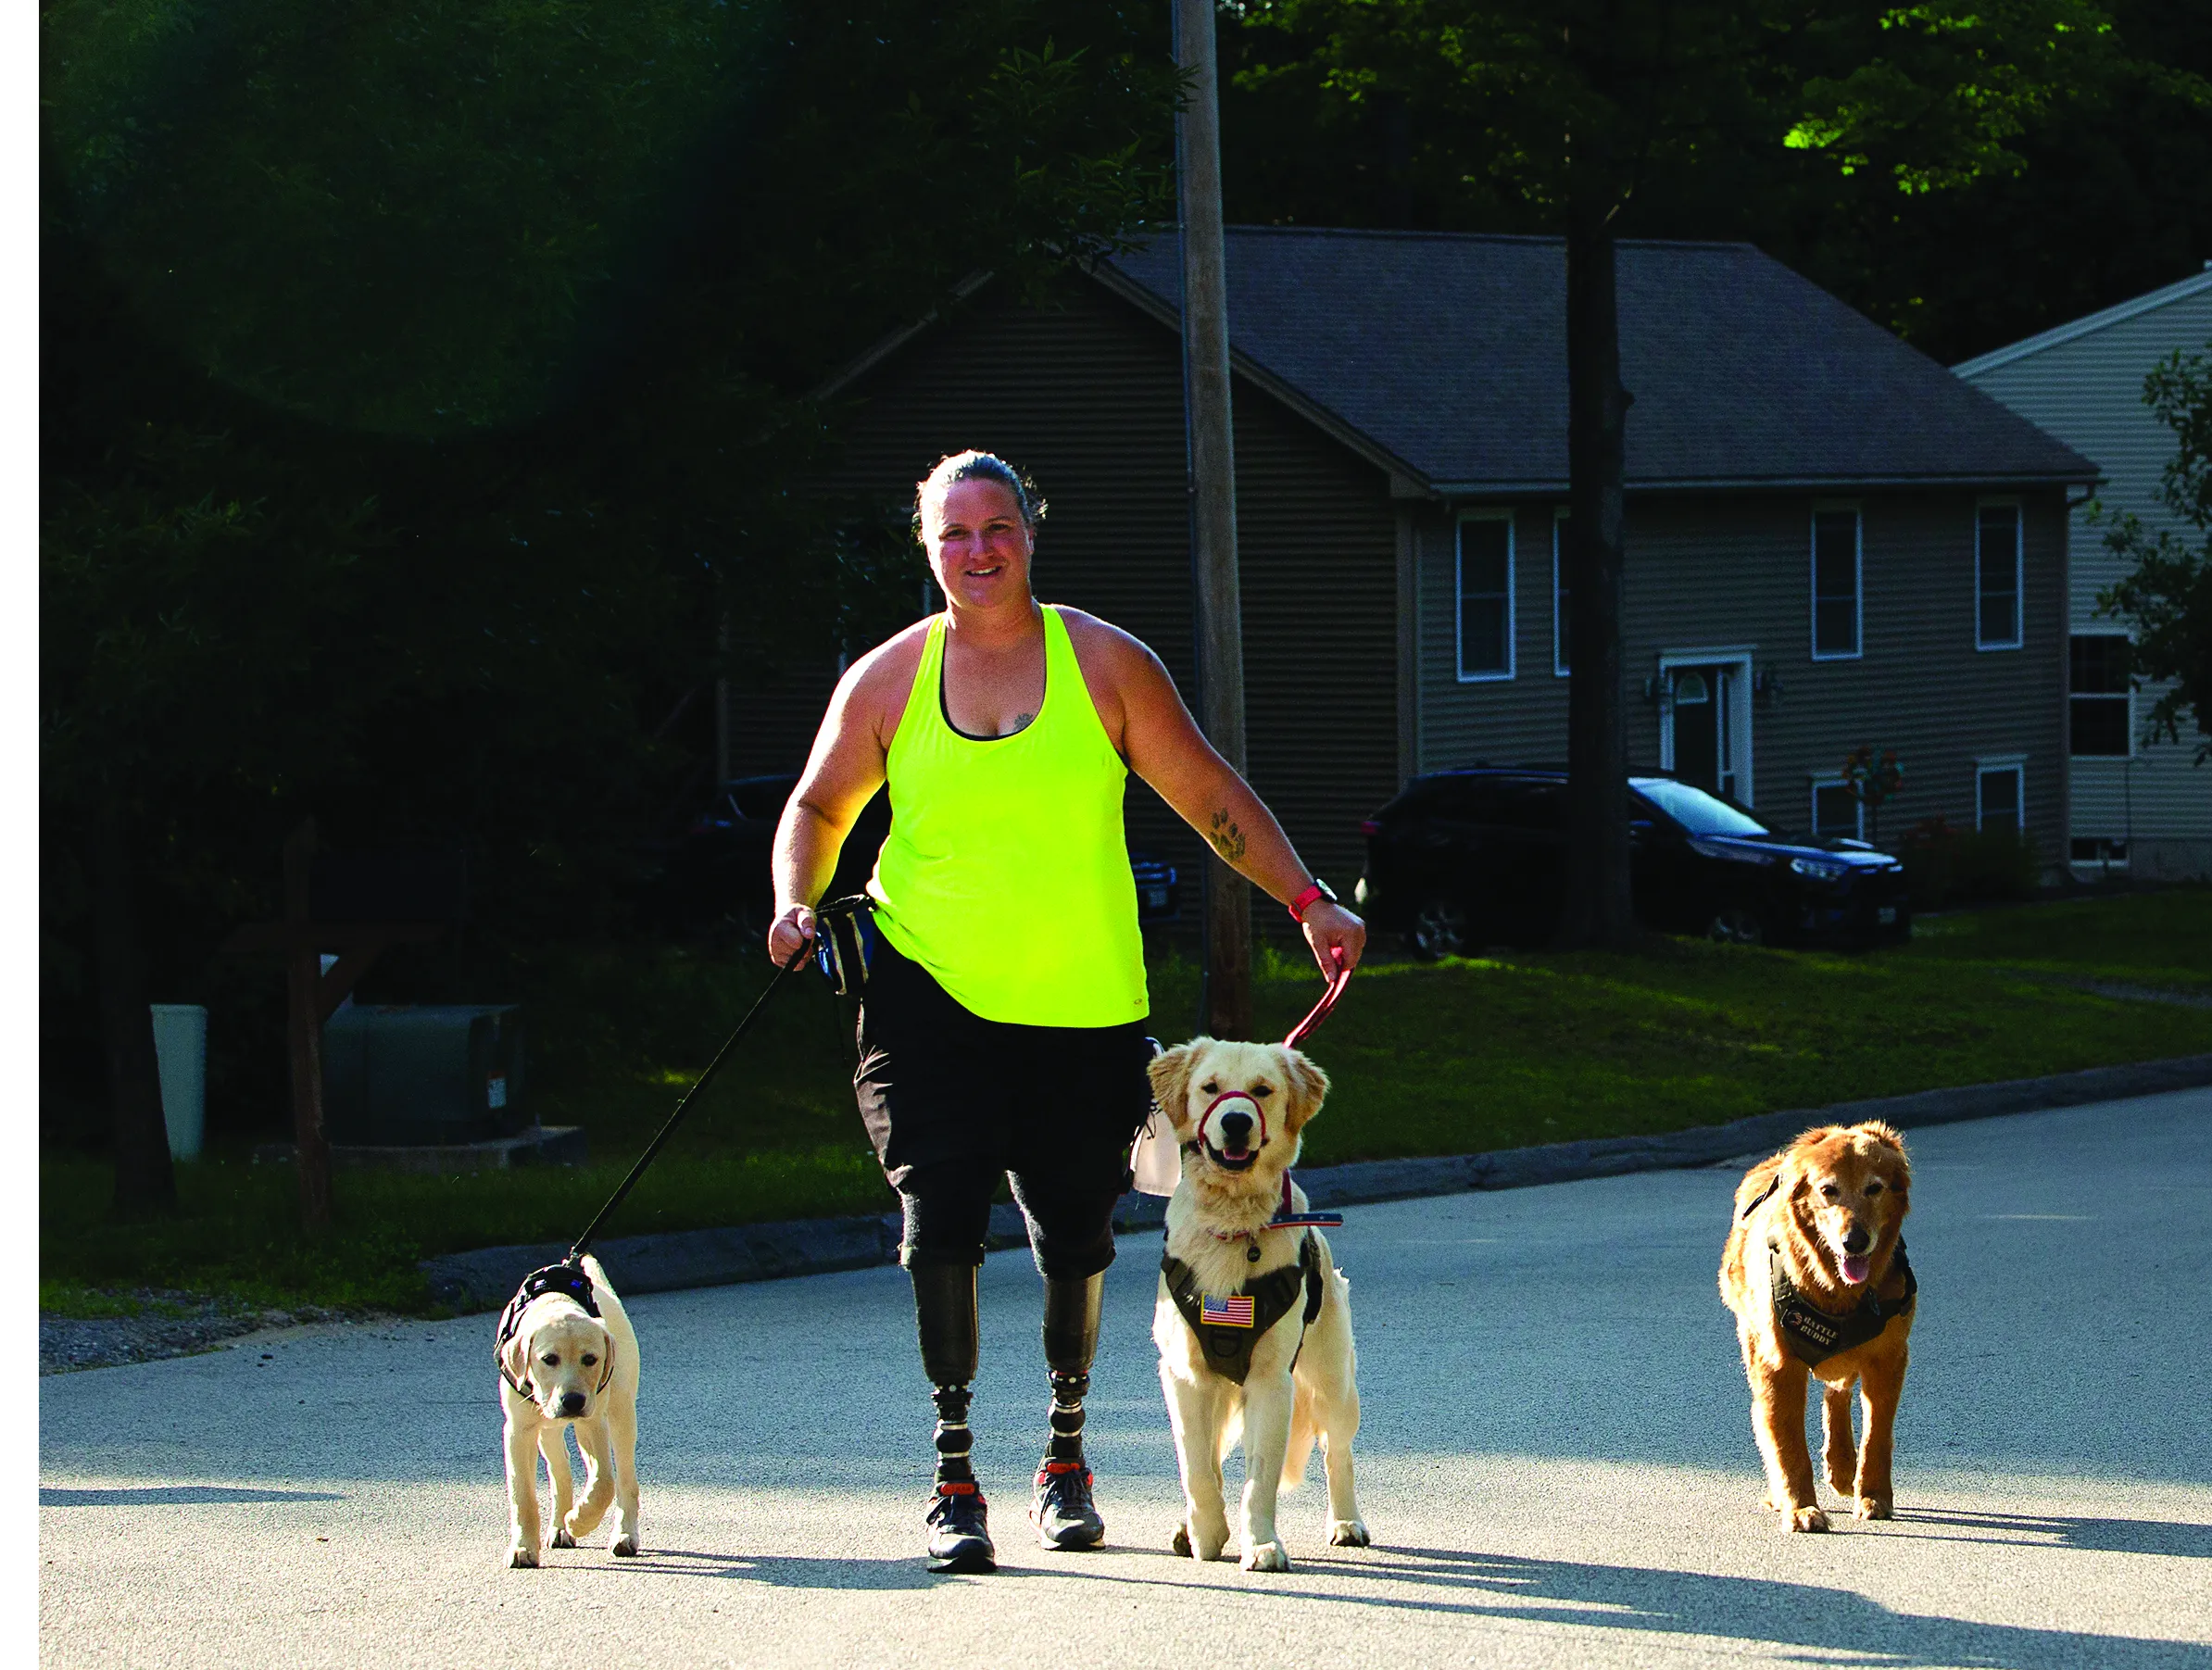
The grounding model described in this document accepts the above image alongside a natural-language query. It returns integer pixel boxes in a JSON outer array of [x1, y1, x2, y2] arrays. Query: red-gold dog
[[1719, 1121, 1916, 1531]]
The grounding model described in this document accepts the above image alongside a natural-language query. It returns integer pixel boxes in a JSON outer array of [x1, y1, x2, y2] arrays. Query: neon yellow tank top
[[867, 606, 1149, 1027]]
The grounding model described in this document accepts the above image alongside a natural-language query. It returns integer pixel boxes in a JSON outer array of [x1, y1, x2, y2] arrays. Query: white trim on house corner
[[1551, 508, 1571, 677], [1953, 270, 2212, 379], [1455, 509, 1516, 683], [1975, 497, 2024, 652], [1810, 500, 1864, 662]]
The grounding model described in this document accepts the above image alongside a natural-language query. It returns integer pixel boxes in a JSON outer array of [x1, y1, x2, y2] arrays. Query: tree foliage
[[2097, 345, 2212, 760], [1221, 0, 2212, 365], [40, 1, 1179, 1147]]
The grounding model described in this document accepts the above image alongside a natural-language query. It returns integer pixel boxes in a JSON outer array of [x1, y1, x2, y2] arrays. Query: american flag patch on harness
[[1200, 1293, 1256, 1328]]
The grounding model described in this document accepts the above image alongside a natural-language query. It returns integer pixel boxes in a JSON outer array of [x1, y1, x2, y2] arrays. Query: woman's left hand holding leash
[[1301, 899, 1365, 976]]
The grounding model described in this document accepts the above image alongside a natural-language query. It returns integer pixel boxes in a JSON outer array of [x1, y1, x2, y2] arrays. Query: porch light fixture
[[1754, 667, 1784, 709]]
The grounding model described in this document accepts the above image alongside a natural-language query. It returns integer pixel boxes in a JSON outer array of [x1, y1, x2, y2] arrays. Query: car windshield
[[1631, 777, 1773, 838]]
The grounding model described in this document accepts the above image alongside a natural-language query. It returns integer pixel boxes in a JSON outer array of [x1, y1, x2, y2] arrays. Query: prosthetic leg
[[1030, 1271, 1106, 1550], [912, 1262, 994, 1573]]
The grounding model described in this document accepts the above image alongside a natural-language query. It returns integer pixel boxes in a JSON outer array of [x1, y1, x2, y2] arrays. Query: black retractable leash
[[502, 901, 871, 1382], [565, 937, 816, 1262]]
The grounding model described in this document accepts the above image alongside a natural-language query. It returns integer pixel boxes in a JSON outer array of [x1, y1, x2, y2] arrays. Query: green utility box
[[321, 1004, 526, 1147]]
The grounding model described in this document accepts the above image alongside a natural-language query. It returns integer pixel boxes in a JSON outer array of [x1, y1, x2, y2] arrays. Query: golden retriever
[[1719, 1121, 1917, 1531], [1147, 1037, 1368, 1573], [496, 1254, 643, 1566]]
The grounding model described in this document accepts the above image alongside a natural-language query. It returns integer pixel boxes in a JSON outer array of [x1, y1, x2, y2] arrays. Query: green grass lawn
[[43, 888, 2212, 1317], [1896, 885, 2212, 994]]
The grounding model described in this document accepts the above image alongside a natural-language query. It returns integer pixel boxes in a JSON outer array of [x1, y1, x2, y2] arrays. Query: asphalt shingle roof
[[1105, 229, 2093, 492]]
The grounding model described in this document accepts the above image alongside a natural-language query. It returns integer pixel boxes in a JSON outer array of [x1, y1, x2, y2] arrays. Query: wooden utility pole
[[1175, 0, 1252, 1039], [1558, 193, 1636, 948]]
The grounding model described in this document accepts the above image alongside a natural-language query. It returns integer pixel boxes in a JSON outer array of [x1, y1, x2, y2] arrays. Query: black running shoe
[[1030, 1461, 1105, 1551], [925, 1484, 996, 1574]]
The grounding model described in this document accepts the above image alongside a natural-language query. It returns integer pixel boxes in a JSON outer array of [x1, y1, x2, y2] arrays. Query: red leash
[[1283, 946, 1352, 1050]]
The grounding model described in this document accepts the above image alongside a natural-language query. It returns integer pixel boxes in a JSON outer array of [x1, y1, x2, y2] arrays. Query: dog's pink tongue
[[1841, 1255, 1871, 1285]]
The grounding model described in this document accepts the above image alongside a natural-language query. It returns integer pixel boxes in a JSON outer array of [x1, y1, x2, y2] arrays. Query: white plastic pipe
[[147, 1004, 207, 1161]]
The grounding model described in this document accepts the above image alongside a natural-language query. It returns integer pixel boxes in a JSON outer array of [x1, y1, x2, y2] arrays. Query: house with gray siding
[[735, 228, 2093, 911], [1955, 269, 2212, 881]]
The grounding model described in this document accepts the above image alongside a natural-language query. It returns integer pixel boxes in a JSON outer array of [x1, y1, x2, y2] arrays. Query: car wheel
[[1706, 904, 1766, 947], [1409, 897, 1470, 961]]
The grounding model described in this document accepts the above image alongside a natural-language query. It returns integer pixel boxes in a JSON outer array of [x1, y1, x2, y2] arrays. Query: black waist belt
[[1770, 1240, 1917, 1367], [1161, 1233, 1324, 1386]]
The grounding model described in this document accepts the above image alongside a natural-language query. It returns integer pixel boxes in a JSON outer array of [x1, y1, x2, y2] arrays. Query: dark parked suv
[[1353, 767, 1910, 957]]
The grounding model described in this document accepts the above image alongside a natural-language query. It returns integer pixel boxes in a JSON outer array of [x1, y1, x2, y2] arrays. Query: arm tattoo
[[1207, 809, 1247, 864]]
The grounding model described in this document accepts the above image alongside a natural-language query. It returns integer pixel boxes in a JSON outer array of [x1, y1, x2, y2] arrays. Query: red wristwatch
[[1288, 879, 1338, 923]]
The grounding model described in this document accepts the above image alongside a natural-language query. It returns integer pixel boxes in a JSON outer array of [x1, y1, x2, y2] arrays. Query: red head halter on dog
[[1202, 947, 1353, 1244]]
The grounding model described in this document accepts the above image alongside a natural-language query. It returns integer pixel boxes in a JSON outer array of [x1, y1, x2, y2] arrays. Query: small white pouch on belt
[[1129, 1037, 1180, 1197]]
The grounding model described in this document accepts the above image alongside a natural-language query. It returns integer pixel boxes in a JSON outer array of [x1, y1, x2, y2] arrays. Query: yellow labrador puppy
[[496, 1254, 643, 1567], [1148, 1037, 1368, 1573]]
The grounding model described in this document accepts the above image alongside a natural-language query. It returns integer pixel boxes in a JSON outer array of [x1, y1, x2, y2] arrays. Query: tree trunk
[[283, 821, 334, 1235], [1558, 191, 1636, 949], [93, 800, 177, 1216]]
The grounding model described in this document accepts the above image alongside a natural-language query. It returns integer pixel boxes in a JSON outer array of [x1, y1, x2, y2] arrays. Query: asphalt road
[[40, 1089, 2212, 1669]]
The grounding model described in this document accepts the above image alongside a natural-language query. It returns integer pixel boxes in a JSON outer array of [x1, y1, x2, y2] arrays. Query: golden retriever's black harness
[[1767, 1242, 1917, 1367], [1740, 1175, 1917, 1366], [1161, 1234, 1326, 1387], [496, 1262, 607, 1403]]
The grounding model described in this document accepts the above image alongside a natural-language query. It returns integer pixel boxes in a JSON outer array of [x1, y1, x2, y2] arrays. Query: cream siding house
[[1956, 270, 2212, 880]]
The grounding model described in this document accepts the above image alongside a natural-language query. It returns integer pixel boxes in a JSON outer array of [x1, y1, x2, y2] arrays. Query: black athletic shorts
[[854, 934, 1153, 1279]]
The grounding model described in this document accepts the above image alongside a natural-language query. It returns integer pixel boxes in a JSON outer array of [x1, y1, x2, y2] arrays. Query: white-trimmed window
[[1456, 511, 1515, 681], [1551, 509, 1571, 676], [2068, 634, 2131, 757], [1976, 756, 2026, 835], [1976, 501, 2023, 650], [1811, 779, 1864, 840], [1811, 504, 1862, 659]]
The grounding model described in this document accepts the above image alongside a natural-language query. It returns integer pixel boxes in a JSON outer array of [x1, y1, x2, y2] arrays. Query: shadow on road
[[39, 1486, 348, 1507], [597, 1548, 1019, 1591], [1287, 1546, 2206, 1668], [562, 1536, 2208, 1665], [1890, 1506, 2212, 1559]]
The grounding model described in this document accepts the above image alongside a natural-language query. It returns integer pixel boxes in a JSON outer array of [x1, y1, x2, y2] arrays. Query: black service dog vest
[[1161, 1233, 1325, 1386], [1769, 1241, 1917, 1367]]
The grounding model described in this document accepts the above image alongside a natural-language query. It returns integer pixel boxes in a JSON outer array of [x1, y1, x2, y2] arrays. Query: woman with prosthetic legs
[[769, 450, 1364, 1571]]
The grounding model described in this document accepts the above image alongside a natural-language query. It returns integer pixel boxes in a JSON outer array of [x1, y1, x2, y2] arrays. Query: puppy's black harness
[[496, 1262, 611, 1403], [1739, 1176, 1917, 1368]]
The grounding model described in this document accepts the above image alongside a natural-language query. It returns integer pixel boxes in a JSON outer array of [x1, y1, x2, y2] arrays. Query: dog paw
[[1170, 1524, 1192, 1557], [507, 1545, 540, 1569], [1328, 1519, 1371, 1548], [1826, 1468, 1855, 1497], [1854, 1497, 1892, 1522], [1788, 1506, 1830, 1534], [550, 1528, 576, 1550], [1241, 1540, 1290, 1574], [611, 1535, 639, 1557]]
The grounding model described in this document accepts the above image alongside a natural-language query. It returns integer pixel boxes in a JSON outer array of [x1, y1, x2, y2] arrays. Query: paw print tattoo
[[1208, 810, 1247, 863]]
